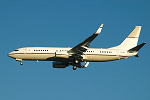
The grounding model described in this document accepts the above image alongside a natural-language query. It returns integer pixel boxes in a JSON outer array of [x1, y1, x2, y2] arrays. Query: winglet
[[95, 24, 104, 34]]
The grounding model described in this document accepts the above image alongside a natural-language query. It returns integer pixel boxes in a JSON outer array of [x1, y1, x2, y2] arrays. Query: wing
[[68, 24, 103, 57]]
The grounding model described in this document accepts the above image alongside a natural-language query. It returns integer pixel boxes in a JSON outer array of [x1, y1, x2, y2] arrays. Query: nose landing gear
[[20, 62, 23, 65], [16, 59, 23, 65]]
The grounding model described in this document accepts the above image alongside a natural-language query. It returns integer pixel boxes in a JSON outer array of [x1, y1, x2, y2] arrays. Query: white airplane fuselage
[[8, 47, 136, 62], [8, 24, 146, 70]]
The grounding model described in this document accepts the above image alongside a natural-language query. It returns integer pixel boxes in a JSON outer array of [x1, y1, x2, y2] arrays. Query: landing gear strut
[[72, 59, 79, 70], [16, 59, 23, 65]]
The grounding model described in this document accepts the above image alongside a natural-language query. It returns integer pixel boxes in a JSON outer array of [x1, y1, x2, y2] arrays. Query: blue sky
[[0, 0, 150, 100]]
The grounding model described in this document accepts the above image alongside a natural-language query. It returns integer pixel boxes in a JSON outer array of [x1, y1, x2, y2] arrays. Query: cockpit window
[[14, 49, 19, 51]]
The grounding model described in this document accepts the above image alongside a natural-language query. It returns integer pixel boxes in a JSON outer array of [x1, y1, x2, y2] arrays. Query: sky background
[[0, 0, 150, 100]]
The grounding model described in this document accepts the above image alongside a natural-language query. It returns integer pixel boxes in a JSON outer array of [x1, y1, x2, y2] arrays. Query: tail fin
[[109, 26, 142, 50]]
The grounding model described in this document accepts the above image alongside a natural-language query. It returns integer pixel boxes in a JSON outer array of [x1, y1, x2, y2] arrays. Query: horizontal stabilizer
[[128, 42, 146, 53]]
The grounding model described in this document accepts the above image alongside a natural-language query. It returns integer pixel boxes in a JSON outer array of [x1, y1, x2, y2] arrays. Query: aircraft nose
[[8, 53, 11, 57], [8, 52, 13, 57]]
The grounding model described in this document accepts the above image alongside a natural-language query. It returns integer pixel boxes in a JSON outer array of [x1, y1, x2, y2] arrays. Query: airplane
[[8, 24, 146, 70]]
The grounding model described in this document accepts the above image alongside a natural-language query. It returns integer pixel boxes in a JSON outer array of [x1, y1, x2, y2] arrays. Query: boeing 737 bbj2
[[8, 24, 146, 70]]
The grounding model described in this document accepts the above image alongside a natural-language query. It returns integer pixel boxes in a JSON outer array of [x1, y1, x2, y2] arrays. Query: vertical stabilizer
[[109, 26, 142, 50]]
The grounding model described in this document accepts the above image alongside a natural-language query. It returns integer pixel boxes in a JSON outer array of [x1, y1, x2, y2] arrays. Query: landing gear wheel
[[73, 66, 77, 70], [75, 60, 78, 64], [20, 62, 23, 65]]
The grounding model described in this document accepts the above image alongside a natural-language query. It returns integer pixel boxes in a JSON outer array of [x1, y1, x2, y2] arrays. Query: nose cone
[[8, 52, 14, 58], [8, 52, 11, 57]]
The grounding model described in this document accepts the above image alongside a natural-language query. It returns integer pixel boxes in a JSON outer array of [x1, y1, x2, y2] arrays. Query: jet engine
[[52, 61, 69, 68]]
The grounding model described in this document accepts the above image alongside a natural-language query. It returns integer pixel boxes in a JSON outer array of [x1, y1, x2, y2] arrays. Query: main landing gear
[[72, 59, 89, 70], [73, 66, 77, 70], [72, 59, 79, 70]]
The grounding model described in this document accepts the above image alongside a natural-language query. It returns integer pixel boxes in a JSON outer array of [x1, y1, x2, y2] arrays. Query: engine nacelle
[[55, 52, 69, 58], [53, 61, 69, 68]]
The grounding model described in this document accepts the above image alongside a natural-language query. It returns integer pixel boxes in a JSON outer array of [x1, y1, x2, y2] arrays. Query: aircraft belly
[[14, 53, 70, 61], [18, 54, 54, 60], [83, 55, 119, 62]]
